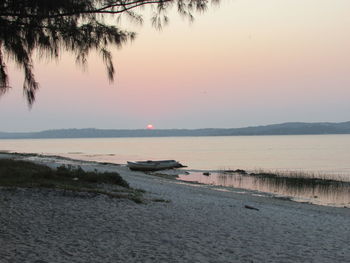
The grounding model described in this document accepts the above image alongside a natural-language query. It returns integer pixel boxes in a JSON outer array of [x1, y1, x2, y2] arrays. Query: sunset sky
[[1, 0, 350, 132]]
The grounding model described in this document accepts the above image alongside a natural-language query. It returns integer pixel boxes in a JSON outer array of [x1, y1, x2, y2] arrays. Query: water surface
[[1, 135, 350, 176], [1, 135, 350, 207]]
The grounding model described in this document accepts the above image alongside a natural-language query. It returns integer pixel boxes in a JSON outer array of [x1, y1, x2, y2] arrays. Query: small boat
[[127, 160, 185, 171]]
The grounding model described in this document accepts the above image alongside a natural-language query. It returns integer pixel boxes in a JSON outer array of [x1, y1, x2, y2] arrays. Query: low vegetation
[[223, 168, 349, 186], [249, 169, 350, 187], [222, 168, 350, 194], [0, 159, 144, 203]]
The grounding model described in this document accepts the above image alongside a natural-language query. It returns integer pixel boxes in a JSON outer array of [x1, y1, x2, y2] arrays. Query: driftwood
[[244, 205, 259, 211]]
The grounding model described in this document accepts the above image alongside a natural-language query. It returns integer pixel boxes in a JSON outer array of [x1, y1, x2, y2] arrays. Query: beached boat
[[127, 160, 185, 171]]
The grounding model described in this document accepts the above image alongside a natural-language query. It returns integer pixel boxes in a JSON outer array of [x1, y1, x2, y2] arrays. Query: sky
[[1, 0, 350, 132]]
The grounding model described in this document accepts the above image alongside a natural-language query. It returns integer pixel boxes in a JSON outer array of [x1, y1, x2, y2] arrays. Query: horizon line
[[1, 120, 350, 134]]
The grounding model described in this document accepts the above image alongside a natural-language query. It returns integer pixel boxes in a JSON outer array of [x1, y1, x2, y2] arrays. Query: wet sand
[[1, 154, 349, 262]]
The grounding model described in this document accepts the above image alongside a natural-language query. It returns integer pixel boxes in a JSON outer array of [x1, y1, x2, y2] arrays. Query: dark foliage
[[0, 0, 214, 105], [0, 159, 129, 188]]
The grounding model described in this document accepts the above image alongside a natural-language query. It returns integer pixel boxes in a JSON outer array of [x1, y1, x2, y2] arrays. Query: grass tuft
[[0, 159, 144, 203]]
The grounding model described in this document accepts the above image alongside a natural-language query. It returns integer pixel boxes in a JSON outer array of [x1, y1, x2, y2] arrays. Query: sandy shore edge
[[1, 153, 350, 262]]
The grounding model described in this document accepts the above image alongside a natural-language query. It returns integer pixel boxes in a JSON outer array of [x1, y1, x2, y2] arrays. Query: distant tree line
[[1, 122, 350, 138]]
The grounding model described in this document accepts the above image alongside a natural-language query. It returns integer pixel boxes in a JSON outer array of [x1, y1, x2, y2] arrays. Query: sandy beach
[[1, 154, 349, 263]]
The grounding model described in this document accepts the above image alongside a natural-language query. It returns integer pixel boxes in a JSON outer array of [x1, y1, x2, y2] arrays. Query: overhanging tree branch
[[0, 0, 214, 106]]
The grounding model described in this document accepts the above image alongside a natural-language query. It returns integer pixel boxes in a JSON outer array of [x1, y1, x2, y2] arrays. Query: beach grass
[[221, 168, 350, 194], [223, 168, 349, 185], [0, 159, 145, 203], [249, 169, 350, 187]]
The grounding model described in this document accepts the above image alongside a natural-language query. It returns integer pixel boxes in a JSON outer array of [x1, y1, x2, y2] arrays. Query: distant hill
[[1, 121, 350, 139]]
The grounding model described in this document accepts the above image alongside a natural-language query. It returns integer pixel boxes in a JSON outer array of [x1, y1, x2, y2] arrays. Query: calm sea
[[1, 135, 350, 175], [1, 135, 350, 206]]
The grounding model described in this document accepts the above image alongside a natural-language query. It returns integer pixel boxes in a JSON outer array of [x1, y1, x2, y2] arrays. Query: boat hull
[[127, 160, 184, 171]]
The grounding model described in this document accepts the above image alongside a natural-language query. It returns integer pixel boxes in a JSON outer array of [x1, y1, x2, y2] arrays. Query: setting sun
[[146, 124, 154, 130]]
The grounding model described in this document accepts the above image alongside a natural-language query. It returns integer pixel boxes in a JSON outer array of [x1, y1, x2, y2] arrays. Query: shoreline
[[1, 152, 350, 262], [2, 151, 349, 208]]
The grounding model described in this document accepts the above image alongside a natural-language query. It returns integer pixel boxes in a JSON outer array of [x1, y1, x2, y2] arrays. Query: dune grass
[[0, 159, 145, 203]]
